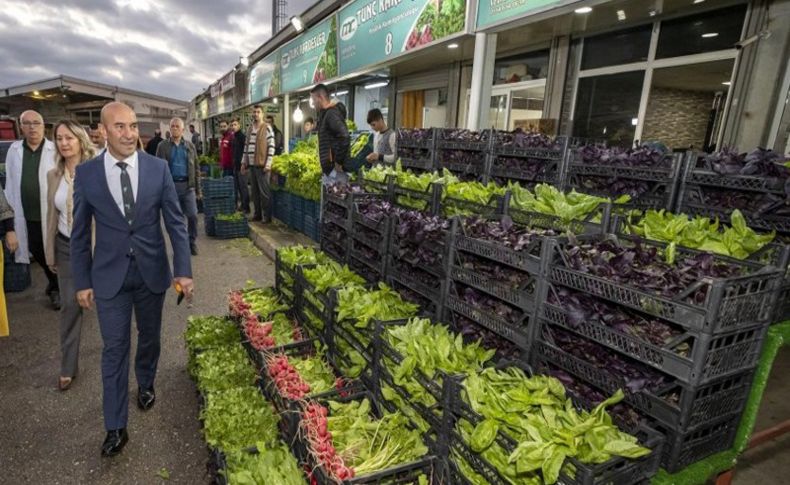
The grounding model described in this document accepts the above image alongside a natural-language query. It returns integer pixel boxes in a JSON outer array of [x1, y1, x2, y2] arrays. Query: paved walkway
[[0, 219, 274, 484]]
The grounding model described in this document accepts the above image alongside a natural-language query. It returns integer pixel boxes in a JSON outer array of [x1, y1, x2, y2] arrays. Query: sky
[[0, 0, 313, 102]]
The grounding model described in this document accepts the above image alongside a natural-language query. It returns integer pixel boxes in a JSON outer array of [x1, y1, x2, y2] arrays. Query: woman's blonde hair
[[53, 120, 96, 174]]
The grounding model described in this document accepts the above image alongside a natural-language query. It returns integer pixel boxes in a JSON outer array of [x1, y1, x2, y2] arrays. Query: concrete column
[[283, 93, 290, 153], [467, 32, 497, 131]]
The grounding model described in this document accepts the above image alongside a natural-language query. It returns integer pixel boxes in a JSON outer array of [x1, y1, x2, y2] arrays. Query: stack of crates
[[529, 231, 785, 472], [201, 177, 244, 238]]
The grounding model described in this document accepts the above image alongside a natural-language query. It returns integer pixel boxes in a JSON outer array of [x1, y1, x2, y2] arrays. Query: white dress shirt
[[103, 150, 139, 216]]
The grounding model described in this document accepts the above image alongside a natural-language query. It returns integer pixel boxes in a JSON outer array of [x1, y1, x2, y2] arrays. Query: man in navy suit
[[71, 102, 194, 457]]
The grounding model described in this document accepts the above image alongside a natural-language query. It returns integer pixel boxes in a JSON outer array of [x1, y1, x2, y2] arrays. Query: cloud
[[0, 0, 314, 101]]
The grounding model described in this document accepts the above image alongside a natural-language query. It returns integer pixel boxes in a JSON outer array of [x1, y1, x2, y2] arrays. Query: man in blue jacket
[[71, 102, 194, 457]]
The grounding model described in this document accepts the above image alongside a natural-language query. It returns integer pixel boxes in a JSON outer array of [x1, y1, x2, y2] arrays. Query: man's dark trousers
[[249, 166, 272, 222], [174, 182, 198, 245], [96, 257, 165, 430]]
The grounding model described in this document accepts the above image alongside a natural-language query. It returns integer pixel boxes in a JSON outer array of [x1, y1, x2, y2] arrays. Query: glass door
[[487, 94, 508, 130], [464, 79, 547, 131]]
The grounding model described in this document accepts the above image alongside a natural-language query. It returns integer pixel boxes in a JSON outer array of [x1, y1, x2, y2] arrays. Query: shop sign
[[249, 50, 281, 102], [280, 16, 338, 92], [219, 71, 236, 93], [476, 0, 581, 30], [197, 98, 209, 120], [337, 0, 466, 76]]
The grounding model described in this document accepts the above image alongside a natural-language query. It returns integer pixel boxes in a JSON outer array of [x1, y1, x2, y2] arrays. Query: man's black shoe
[[137, 387, 156, 411], [101, 428, 128, 457], [50, 290, 61, 311], [190, 243, 198, 256]]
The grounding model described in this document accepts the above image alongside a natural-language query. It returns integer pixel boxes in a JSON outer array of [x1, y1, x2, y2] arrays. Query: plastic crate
[[444, 294, 531, 350], [542, 235, 784, 333], [657, 412, 741, 473], [444, 369, 664, 485], [273, 190, 291, 224], [292, 388, 440, 485], [440, 195, 504, 219], [449, 264, 536, 310], [3, 250, 31, 293], [400, 156, 435, 171], [349, 240, 387, 278], [202, 196, 235, 217], [562, 151, 684, 210], [397, 128, 435, 150], [387, 257, 444, 302], [392, 183, 441, 215], [531, 335, 756, 431], [204, 216, 216, 237], [683, 154, 787, 195], [490, 158, 562, 185], [453, 230, 544, 274], [436, 128, 491, 151], [676, 184, 790, 235], [209, 216, 249, 239], [201, 176, 235, 199], [504, 199, 612, 235], [302, 213, 320, 241]]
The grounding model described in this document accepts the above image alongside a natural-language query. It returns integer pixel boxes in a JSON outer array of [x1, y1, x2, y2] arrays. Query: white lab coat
[[3, 139, 56, 264]]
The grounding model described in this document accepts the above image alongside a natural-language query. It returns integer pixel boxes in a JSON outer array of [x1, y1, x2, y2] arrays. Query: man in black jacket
[[265, 115, 284, 155], [145, 129, 163, 156], [231, 118, 249, 213], [310, 84, 349, 185]]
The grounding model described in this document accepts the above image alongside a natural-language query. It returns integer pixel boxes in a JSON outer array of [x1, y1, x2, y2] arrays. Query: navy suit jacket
[[71, 150, 192, 299]]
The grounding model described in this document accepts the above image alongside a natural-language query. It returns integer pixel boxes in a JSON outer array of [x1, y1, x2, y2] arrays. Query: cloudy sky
[[0, 0, 313, 101]]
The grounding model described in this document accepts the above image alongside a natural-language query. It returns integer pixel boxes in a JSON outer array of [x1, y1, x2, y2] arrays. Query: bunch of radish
[[228, 290, 251, 318], [301, 402, 355, 482], [245, 317, 276, 350], [266, 354, 311, 400]]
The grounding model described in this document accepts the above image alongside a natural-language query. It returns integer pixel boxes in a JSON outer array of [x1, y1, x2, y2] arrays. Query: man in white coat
[[4, 110, 59, 309]]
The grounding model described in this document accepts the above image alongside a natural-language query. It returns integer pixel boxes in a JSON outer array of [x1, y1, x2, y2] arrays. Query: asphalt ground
[[0, 221, 273, 485]]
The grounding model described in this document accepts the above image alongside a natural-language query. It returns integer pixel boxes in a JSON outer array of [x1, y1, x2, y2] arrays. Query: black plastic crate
[[542, 235, 784, 333], [531, 335, 756, 431], [563, 152, 684, 211], [490, 157, 562, 185], [440, 194, 504, 219], [444, 293, 531, 350], [436, 128, 491, 151], [274, 251, 299, 304], [293, 265, 341, 336], [676, 185, 790, 235], [208, 216, 249, 239], [203, 196, 236, 216], [320, 225, 350, 265], [397, 128, 435, 150], [293, 388, 440, 485], [657, 412, 741, 473], [683, 154, 787, 195], [445, 370, 664, 485], [392, 183, 441, 215], [503, 200, 612, 235], [401, 156, 435, 171], [202, 176, 235, 199], [449, 263, 536, 311], [538, 292, 768, 385]]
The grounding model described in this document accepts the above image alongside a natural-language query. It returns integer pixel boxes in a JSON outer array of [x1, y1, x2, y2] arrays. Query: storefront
[[193, 0, 790, 154]]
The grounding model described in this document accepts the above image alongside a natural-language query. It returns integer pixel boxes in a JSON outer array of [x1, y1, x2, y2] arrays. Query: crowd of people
[[0, 85, 398, 458]]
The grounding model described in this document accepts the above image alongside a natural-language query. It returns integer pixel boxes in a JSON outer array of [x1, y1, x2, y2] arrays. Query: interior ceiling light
[[273, 97, 278, 104], [701, 32, 719, 38], [722, 81, 731, 86], [33, 90, 40, 96], [364, 81, 389, 90], [335, 90, 349, 96], [290, 16, 304, 33], [293, 103, 304, 123], [694, 0, 705, 4], [448, 43, 459, 49], [617, 10, 626, 21], [574, 7, 593, 14]]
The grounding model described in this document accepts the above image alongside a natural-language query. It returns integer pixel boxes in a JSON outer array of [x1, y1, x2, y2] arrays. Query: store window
[[642, 60, 734, 151], [580, 26, 651, 70], [398, 88, 447, 129], [573, 71, 645, 144], [656, 5, 747, 59], [494, 50, 550, 85]]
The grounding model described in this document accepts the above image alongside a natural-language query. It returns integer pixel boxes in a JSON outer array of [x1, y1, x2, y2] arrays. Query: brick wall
[[642, 87, 713, 150]]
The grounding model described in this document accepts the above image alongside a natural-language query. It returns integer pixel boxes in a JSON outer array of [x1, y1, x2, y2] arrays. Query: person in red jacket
[[218, 119, 234, 177]]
